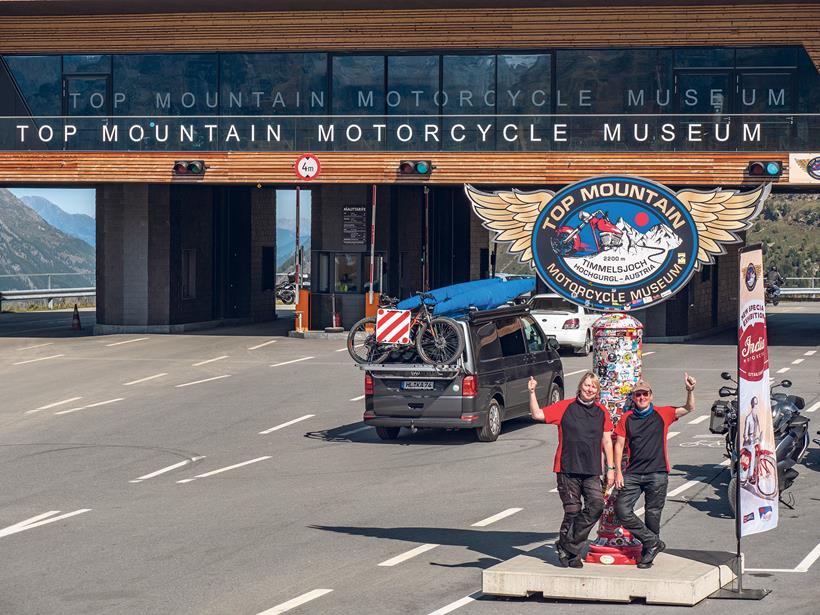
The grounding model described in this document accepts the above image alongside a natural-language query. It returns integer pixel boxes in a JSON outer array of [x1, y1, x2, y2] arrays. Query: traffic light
[[173, 160, 206, 175], [747, 160, 782, 177], [398, 160, 432, 176]]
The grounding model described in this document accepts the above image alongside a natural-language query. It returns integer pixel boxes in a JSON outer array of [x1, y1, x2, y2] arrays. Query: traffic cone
[[71, 304, 82, 330]]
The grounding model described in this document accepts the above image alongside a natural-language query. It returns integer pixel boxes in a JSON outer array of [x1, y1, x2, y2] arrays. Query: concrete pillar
[[250, 187, 277, 321]]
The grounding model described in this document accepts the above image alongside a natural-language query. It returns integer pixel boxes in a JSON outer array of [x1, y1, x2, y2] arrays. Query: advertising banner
[[737, 246, 778, 536]]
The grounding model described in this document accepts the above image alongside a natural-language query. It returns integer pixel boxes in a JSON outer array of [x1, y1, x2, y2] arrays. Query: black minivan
[[362, 304, 564, 441]]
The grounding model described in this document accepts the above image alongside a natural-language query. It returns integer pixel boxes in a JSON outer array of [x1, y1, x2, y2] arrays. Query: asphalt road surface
[[0, 304, 818, 615]]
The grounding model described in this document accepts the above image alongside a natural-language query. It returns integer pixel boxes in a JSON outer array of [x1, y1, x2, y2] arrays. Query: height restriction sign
[[294, 154, 321, 181]]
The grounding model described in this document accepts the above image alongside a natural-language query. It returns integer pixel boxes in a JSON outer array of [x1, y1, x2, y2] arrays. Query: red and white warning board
[[376, 309, 412, 344]]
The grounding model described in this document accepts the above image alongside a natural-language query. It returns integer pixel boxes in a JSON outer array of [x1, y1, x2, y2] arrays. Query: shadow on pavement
[[309, 524, 556, 568], [0, 309, 95, 338], [667, 462, 732, 520]]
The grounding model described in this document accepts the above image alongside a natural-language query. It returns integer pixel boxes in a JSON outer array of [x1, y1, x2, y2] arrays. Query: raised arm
[[675, 372, 696, 419], [528, 376, 545, 422]]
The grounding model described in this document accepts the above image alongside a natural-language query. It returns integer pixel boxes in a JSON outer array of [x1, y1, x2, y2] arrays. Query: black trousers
[[614, 472, 669, 546], [556, 472, 605, 556]]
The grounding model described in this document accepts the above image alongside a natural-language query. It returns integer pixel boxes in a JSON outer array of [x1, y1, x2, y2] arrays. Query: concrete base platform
[[289, 329, 348, 339], [483, 548, 736, 606]]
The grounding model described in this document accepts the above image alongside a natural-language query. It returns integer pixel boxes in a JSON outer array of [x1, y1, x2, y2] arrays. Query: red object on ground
[[71, 304, 82, 330], [586, 484, 642, 565]]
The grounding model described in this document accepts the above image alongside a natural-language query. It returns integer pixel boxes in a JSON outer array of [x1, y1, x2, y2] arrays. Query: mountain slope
[[0, 189, 95, 291], [21, 195, 96, 247]]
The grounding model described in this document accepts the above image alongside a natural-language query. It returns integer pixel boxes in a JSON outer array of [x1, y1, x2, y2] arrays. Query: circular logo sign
[[532, 176, 698, 311], [294, 153, 321, 181], [807, 156, 820, 180], [744, 263, 758, 291]]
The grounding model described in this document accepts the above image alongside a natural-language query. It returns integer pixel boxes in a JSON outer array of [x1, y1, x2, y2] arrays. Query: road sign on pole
[[294, 154, 321, 181]]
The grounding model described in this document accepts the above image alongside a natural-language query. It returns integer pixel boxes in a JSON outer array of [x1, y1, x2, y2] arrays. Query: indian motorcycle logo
[[466, 177, 770, 311]]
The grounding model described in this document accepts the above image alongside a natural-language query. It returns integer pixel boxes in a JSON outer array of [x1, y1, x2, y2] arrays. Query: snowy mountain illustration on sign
[[564, 218, 682, 286]]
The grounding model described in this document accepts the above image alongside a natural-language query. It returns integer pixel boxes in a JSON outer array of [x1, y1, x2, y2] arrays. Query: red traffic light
[[173, 160, 206, 176]]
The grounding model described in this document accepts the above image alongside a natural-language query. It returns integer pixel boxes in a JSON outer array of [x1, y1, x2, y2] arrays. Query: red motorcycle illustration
[[551, 209, 624, 257]]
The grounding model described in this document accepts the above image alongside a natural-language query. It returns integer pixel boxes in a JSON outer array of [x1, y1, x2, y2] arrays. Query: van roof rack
[[466, 303, 530, 323]]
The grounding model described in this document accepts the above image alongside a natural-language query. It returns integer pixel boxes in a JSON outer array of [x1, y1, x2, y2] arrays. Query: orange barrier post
[[364, 292, 380, 319], [294, 290, 310, 332]]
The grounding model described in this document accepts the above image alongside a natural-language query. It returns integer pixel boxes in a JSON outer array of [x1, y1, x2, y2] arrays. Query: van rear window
[[476, 322, 502, 362]]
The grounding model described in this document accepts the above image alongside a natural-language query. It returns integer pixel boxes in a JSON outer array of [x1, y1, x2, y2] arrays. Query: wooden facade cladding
[[0, 151, 790, 186], [0, 4, 818, 69]]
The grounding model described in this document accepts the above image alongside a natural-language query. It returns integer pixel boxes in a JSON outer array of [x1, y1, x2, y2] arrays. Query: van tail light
[[462, 375, 477, 398], [364, 374, 374, 396], [562, 318, 580, 329]]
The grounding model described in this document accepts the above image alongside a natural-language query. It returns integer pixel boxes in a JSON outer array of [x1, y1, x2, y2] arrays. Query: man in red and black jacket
[[529, 372, 615, 568], [614, 374, 696, 568]]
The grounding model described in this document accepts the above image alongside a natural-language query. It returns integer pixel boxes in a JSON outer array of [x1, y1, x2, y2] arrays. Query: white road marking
[[349, 395, 365, 402], [177, 456, 271, 483], [192, 355, 229, 366], [746, 541, 820, 573], [427, 592, 482, 615], [0, 509, 91, 539], [688, 415, 709, 425], [667, 431, 680, 440], [12, 354, 64, 365], [549, 487, 558, 493], [696, 434, 724, 438], [175, 375, 231, 388], [337, 426, 371, 437], [123, 372, 168, 386], [256, 589, 333, 615], [26, 397, 83, 414], [472, 508, 523, 527], [806, 401, 820, 413], [130, 456, 205, 483], [336, 347, 348, 352], [54, 398, 124, 415], [791, 358, 804, 365], [564, 369, 587, 377], [248, 340, 277, 350], [259, 414, 315, 434], [643, 351, 656, 356], [378, 543, 439, 567], [805, 350, 816, 356], [718, 458, 731, 467], [776, 367, 790, 374], [667, 477, 708, 498], [105, 337, 149, 347], [18, 342, 53, 350], [270, 356, 314, 368]]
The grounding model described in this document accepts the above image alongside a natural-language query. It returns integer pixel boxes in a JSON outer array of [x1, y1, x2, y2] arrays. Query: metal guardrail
[[0, 287, 96, 308], [780, 287, 820, 296]]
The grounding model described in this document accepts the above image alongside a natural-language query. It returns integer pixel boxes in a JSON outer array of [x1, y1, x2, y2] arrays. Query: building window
[[317, 252, 331, 292], [335, 253, 361, 293], [261, 246, 275, 291], [182, 249, 197, 299]]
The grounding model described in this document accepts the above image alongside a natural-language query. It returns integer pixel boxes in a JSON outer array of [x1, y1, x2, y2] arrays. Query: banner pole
[[369, 184, 376, 306]]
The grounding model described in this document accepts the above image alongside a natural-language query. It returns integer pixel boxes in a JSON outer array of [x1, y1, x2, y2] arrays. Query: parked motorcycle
[[764, 283, 781, 306], [710, 371, 810, 516], [276, 281, 296, 304], [551, 209, 623, 257]]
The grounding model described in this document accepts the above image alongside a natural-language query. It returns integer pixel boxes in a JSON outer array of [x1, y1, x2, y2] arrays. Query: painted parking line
[[349, 394, 365, 402], [563, 369, 587, 377], [805, 350, 816, 356], [18, 342, 53, 350], [643, 351, 656, 356], [256, 589, 333, 615], [270, 356, 314, 368], [175, 375, 231, 388], [337, 425, 371, 437], [259, 414, 315, 435], [776, 367, 790, 374], [427, 592, 482, 615], [13, 354, 64, 365], [124, 373, 168, 386], [54, 398, 125, 415], [667, 431, 680, 440], [336, 347, 348, 352], [746, 541, 820, 573], [378, 543, 439, 567], [248, 340, 277, 350], [177, 456, 271, 483], [192, 355, 229, 367], [0, 509, 91, 539], [26, 396, 83, 414], [791, 358, 804, 365], [471, 508, 523, 527], [105, 337, 149, 347], [130, 456, 205, 483], [806, 401, 820, 413], [688, 415, 709, 425]]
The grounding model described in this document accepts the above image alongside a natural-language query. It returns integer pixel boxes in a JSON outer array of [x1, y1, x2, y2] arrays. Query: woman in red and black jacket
[[528, 372, 615, 568]]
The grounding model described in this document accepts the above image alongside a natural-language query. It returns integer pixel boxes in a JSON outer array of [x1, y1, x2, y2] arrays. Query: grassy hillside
[[748, 193, 819, 280]]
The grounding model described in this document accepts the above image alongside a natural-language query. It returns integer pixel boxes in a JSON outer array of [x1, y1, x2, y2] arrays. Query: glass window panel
[[443, 55, 495, 150], [332, 56, 384, 115], [4, 55, 61, 115], [64, 55, 111, 74], [65, 77, 109, 115], [335, 253, 361, 293], [113, 54, 218, 116], [497, 316, 525, 357], [476, 322, 502, 362], [497, 54, 551, 151], [738, 72, 794, 112], [521, 316, 545, 353], [674, 48, 734, 68], [387, 55, 439, 150], [735, 47, 798, 67]]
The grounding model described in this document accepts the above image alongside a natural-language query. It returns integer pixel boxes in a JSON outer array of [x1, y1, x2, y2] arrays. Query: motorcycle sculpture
[[710, 371, 810, 515], [551, 209, 624, 257]]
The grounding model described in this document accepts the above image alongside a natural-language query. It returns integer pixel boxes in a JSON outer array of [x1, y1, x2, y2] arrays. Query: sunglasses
[[633, 391, 651, 398]]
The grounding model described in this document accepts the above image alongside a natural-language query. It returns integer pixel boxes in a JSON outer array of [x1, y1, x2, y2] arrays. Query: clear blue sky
[[8, 187, 96, 217]]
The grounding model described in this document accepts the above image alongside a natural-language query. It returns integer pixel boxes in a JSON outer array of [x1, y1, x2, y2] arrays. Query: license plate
[[401, 380, 434, 391]]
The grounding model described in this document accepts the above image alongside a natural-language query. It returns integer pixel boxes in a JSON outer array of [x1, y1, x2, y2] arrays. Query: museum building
[[0, 1, 818, 336]]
